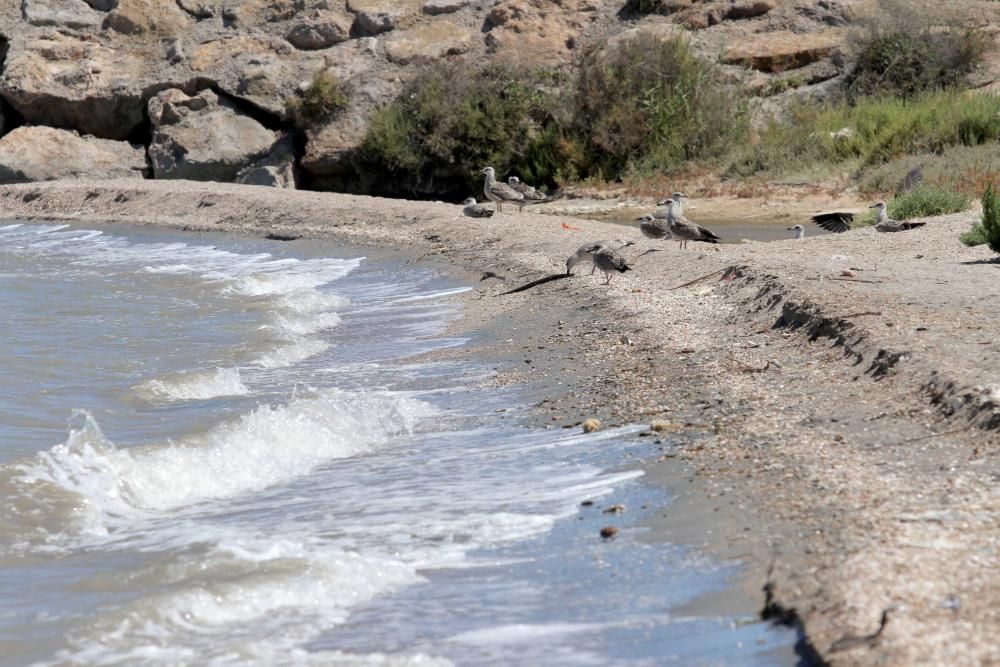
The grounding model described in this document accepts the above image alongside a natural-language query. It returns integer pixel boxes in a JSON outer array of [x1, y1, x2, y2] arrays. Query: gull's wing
[[810, 212, 854, 233], [489, 181, 524, 201]]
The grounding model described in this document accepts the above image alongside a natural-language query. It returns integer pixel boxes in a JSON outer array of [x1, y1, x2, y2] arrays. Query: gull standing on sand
[[590, 244, 632, 284], [788, 224, 805, 239], [664, 199, 721, 249], [870, 202, 927, 232], [637, 213, 671, 241], [462, 197, 494, 218], [480, 167, 523, 212], [566, 240, 635, 275], [507, 176, 549, 211]]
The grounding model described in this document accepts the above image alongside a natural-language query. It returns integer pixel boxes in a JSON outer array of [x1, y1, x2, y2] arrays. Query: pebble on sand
[[582, 418, 601, 433], [599, 526, 618, 539], [650, 420, 681, 432]]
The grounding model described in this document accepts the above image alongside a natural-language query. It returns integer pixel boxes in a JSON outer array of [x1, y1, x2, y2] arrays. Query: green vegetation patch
[[574, 32, 748, 180], [961, 183, 1000, 252], [729, 92, 1000, 179], [359, 64, 571, 198], [286, 70, 349, 128], [853, 185, 971, 227]]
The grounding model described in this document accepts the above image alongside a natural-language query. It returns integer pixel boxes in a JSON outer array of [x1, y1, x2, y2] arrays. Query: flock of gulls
[[463, 165, 929, 285]]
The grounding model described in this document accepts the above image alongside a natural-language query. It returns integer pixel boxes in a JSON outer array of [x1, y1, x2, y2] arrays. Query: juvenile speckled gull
[[590, 244, 632, 284], [480, 166, 523, 212], [870, 202, 926, 233], [462, 197, 494, 218], [637, 213, 671, 241], [664, 199, 720, 249], [566, 240, 634, 276], [507, 176, 548, 211]]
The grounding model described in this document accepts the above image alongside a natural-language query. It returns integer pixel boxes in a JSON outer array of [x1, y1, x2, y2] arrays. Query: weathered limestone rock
[[422, 0, 470, 15], [286, 16, 352, 50], [722, 29, 843, 73], [0, 32, 150, 140], [485, 0, 599, 66], [236, 136, 297, 188], [23, 0, 103, 29], [679, 0, 778, 29], [0, 126, 146, 183], [147, 88, 278, 182], [103, 0, 189, 35], [347, 0, 420, 36], [384, 22, 472, 65]]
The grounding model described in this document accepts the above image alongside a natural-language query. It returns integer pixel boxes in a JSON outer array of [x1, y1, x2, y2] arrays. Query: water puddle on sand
[[0, 220, 797, 666]]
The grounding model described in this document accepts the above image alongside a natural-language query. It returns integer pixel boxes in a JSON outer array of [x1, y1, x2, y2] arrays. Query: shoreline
[[2, 179, 997, 666]]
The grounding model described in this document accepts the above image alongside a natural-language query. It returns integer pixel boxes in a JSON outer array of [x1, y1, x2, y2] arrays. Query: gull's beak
[[787, 226, 794, 230], [868, 204, 879, 209]]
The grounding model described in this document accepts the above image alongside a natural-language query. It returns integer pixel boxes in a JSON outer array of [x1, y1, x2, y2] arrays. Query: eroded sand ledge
[[2, 179, 997, 666]]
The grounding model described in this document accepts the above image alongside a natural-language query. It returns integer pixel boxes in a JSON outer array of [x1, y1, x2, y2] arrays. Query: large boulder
[[147, 88, 278, 182], [0, 32, 152, 140], [22, 0, 103, 28], [236, 136, 297, 188], [722, 29, 843, 73], [0, 126, 147, 183], [102, 0, 189, 35], [384, 21, 472, 65], [286, 16, 353, 50]]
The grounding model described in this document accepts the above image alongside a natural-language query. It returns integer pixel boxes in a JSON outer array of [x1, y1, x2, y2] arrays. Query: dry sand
[[2, 179, 997, 666]]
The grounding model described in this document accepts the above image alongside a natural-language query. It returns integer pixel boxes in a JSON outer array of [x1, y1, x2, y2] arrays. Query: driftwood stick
[[807, 277, 883, 284], [499, 272, 571, 295], [668, 268, 726, 291]]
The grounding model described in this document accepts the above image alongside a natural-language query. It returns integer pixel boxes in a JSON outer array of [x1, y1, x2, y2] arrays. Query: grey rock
[[422, 0, 469, 15], [147, 88, 278, 182], [0, 126, 147, 183], [23, 0, 103, 29], [176, 0, 213, 19], [236, 135, 297, 188], [353, 11, 396, 36], [287, 18, 352, 50]]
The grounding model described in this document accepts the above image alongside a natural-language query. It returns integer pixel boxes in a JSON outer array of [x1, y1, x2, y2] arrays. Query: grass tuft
[[286, 70, 349, 128]]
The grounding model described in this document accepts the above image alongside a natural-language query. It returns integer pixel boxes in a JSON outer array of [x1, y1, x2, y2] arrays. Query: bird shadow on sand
[[959, 257, 1000, 265]]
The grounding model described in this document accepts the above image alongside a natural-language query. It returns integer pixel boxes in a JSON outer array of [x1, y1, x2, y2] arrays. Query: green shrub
[[358, 63, 571, 198], [574, 33, 748, 179], [853, 185, 971, 227], [286, 70, 349, 128], [961, 183, 1000, 251], [845, 2, 987, 100], [859, 144, 1000, 198]]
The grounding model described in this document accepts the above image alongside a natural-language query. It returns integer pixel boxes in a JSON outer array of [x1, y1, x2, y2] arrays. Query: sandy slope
[[2, 179, 997, 666]]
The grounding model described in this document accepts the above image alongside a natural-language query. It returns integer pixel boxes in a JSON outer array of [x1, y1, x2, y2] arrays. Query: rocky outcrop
[[0, 32, 154, 140], [722, 29, 843, 73], [347, 0, 420, 36], [0, 126, 146, 182], [147, 88, 277, 181], [485, 0, 600, 67]]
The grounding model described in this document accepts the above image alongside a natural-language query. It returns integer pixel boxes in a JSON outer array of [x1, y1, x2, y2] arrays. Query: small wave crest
[[137, 368, 250, 402], [5, 391, 432, 542]]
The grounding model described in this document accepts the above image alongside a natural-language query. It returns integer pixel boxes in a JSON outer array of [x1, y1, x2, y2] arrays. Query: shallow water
[[0, 221, 796, 666]]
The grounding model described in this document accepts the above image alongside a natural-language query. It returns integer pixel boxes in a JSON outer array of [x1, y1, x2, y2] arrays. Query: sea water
[[0, 221, 796, 666]]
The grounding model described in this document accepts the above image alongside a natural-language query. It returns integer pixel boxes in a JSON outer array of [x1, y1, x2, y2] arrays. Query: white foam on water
[[137, 367, 251, 401], [10, 390, 431, 537]]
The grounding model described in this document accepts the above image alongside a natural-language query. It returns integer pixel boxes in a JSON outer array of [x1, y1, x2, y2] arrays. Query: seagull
[[480, 166, 523, 212], [637, 213, 671, 241], [811, 169, 923, 232], [670, 191, 686, 215], [788, 224, 805, 239], [507, 176, 551, 211], [566, 239, 634, 275], [590, 244, 632, 284], [870, 202, 927, 232], [462, 197, 494, 218], [664, 199, 720, 249]]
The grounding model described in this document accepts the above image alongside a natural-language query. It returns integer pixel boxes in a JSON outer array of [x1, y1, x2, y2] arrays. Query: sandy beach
[[2, 179, 997, 666]]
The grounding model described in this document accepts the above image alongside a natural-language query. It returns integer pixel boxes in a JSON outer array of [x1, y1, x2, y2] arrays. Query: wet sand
[[2, 179, 997, 666]]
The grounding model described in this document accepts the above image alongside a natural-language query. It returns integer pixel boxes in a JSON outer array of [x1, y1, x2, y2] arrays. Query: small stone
[[602, 504, 626, 514], [650, 420, 681, 432], [599, 526, 618, 539], [581, 499, 594, 507], [582, 418, 601, 433]]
